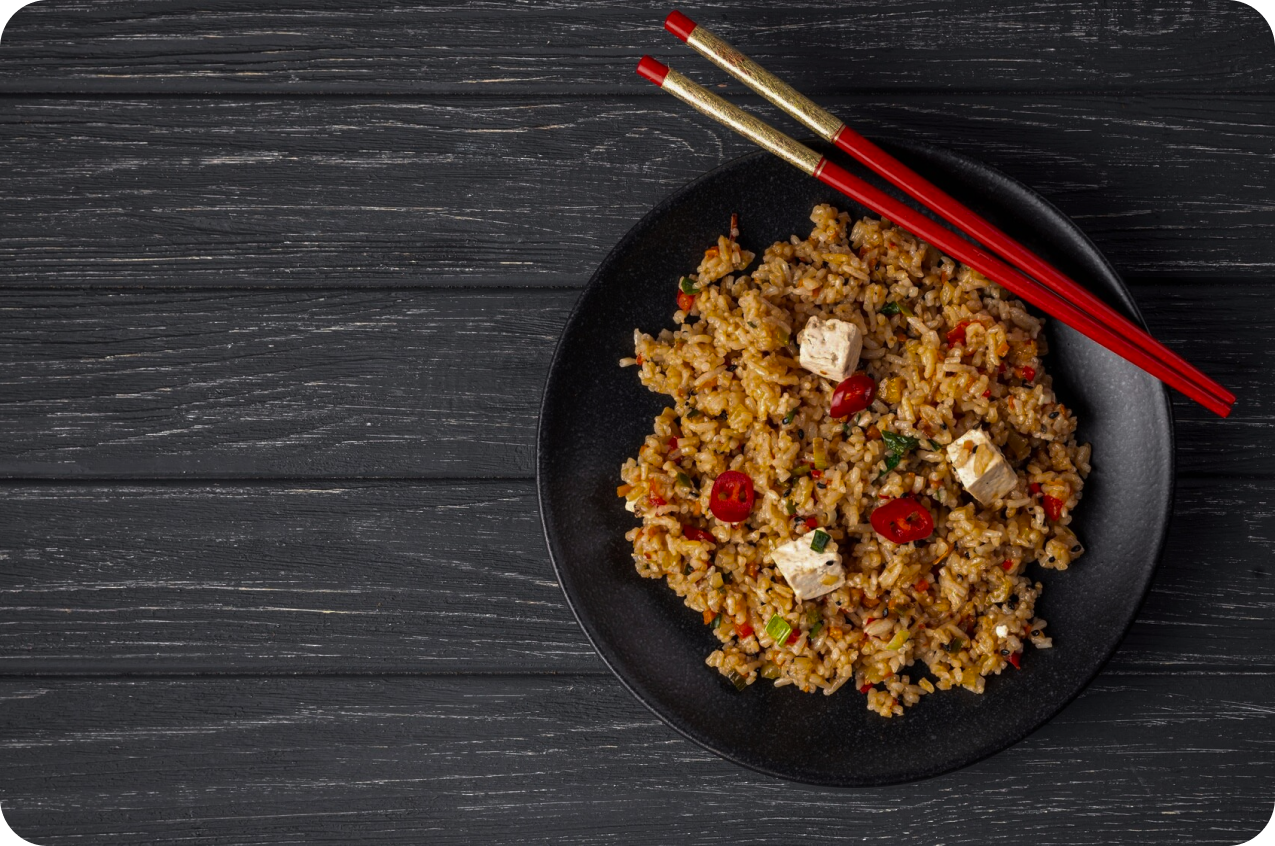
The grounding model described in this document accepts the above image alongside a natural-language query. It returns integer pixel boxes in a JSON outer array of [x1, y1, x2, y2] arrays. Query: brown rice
[[617, 204, 1090, 717]]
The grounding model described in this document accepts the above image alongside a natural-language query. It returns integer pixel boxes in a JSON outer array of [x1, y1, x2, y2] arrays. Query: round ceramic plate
[[537, 139, 1173, 786]]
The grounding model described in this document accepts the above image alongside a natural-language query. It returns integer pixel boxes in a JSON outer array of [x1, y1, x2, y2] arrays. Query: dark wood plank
[[0, 480, 597, 673], [0, 477, 1268, 674], [2, 96, 1275, 288], [2, 0, 1273, 94], [0, 288, 573, 479], [0, 675, 1271, 845], [0, 285, 1262, 480]]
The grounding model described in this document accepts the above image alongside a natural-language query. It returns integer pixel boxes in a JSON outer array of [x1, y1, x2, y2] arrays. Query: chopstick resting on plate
[[638, 18, 1234, 418]]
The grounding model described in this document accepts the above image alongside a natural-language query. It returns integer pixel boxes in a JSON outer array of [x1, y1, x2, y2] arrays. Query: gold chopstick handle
[[667, 11, 844, 142], [656, 64, 823, 176]]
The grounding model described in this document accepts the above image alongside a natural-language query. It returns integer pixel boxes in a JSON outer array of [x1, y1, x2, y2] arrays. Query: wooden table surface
[[0, 1, 1272, 842]]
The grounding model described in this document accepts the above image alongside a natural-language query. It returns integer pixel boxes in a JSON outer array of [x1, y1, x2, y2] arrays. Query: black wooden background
[[0, 1, 1272, 843]]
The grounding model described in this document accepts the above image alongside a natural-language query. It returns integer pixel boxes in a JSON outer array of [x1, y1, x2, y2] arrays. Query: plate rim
[[536, 140, 1175, 786]]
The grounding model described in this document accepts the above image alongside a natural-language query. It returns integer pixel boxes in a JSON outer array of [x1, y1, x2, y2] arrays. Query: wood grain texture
[[0, 675, 1271, 845], [2, 95, 1275, 288], [0, 477, 1268, 675], [2, 0, 1273, 95], [0, 286, 1262, 480]]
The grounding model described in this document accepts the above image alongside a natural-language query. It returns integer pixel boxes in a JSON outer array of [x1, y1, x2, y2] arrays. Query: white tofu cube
[[797, 316, 862, 382], [946, 428, 1019, 505], [769, 533, 845, 601]]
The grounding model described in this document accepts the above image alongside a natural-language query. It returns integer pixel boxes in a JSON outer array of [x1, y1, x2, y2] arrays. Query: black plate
[[537, 139, 1173, 786]]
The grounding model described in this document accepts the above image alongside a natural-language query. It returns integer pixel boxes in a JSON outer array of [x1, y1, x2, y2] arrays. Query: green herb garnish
[[881, 301, 901, 316], [676, 471, 693, 488], [882, 432, 920, 454], [791, 464, 811, 478], [686, 408, 701, 419], [765, 614, 792, 645], [783, 409, 797, 425], [784, 500, 797, 516], [809, 529, 831, 553], [878, 431, 921, 478], [929, 439, 941, 450], [678, 276, 701, 295], [810, 620, 825, 639]]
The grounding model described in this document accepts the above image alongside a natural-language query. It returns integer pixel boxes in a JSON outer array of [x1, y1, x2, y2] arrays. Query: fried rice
[[616, 204, 1090, 717]]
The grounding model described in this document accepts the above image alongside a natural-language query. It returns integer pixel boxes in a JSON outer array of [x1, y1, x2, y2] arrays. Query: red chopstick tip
[[636, 56, 670, 86], [665, 10, 697, 41]]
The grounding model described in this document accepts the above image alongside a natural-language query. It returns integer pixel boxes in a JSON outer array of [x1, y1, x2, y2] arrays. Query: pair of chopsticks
[[637, 11, 1235, 418]]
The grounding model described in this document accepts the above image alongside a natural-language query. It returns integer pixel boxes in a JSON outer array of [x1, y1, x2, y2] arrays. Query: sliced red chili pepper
[[1001, 559, 1014, 571], [914, 578, 930, 592], [870, 497, 935, 544], [981, 389, 991, 399], [1021, 365, 1036, 382], [810, 468, 823, 479], [1043, 494, 1065, 522], [635, 354, 644, 366], [804, 516, 819, 530], [709, 470, 755, 523], [946, 320, 973, 346], [859, 683, 873, 694], [785, 630, 799, 645], [1029, 483, 1041, 496], [1009, 652, 1022, 670], [831, 373, 876, 417], [649, 495, 667, 507], [681, 524, 715, 543], [676, 290, 695, 312], [736, 622, 753, 639], [667, 436, 678, 450]]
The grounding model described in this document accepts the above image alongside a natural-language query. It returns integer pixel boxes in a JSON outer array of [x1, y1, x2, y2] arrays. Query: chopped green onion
[[747, 320, 758, 328], [809, 529, 831, 553], [929, 439, 941, 450], [711, 613, 724, 629], [842, 422, 851, 436], [727, 670, 748, 691], [945, 638, 964, 654], [805, 606, 822, 626], [899, 302, 915, 318], [791, 464, 811, 478], [765, 614, 792, 645], [810, 620, 825, 639], [885, 629, 911, 651], [881, 301, 901, 316], [783, 409, 797, 425], [759, 661, 781, 680], [676, 471, 693, 488], [784, 500, 796, 516], [686, 408, 701, 418], [678, 276, 701, 295]]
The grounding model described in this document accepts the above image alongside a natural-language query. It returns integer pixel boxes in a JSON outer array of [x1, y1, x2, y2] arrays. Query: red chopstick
[[635, 56, 1233, 418], [660, 11, 1234, 416]]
